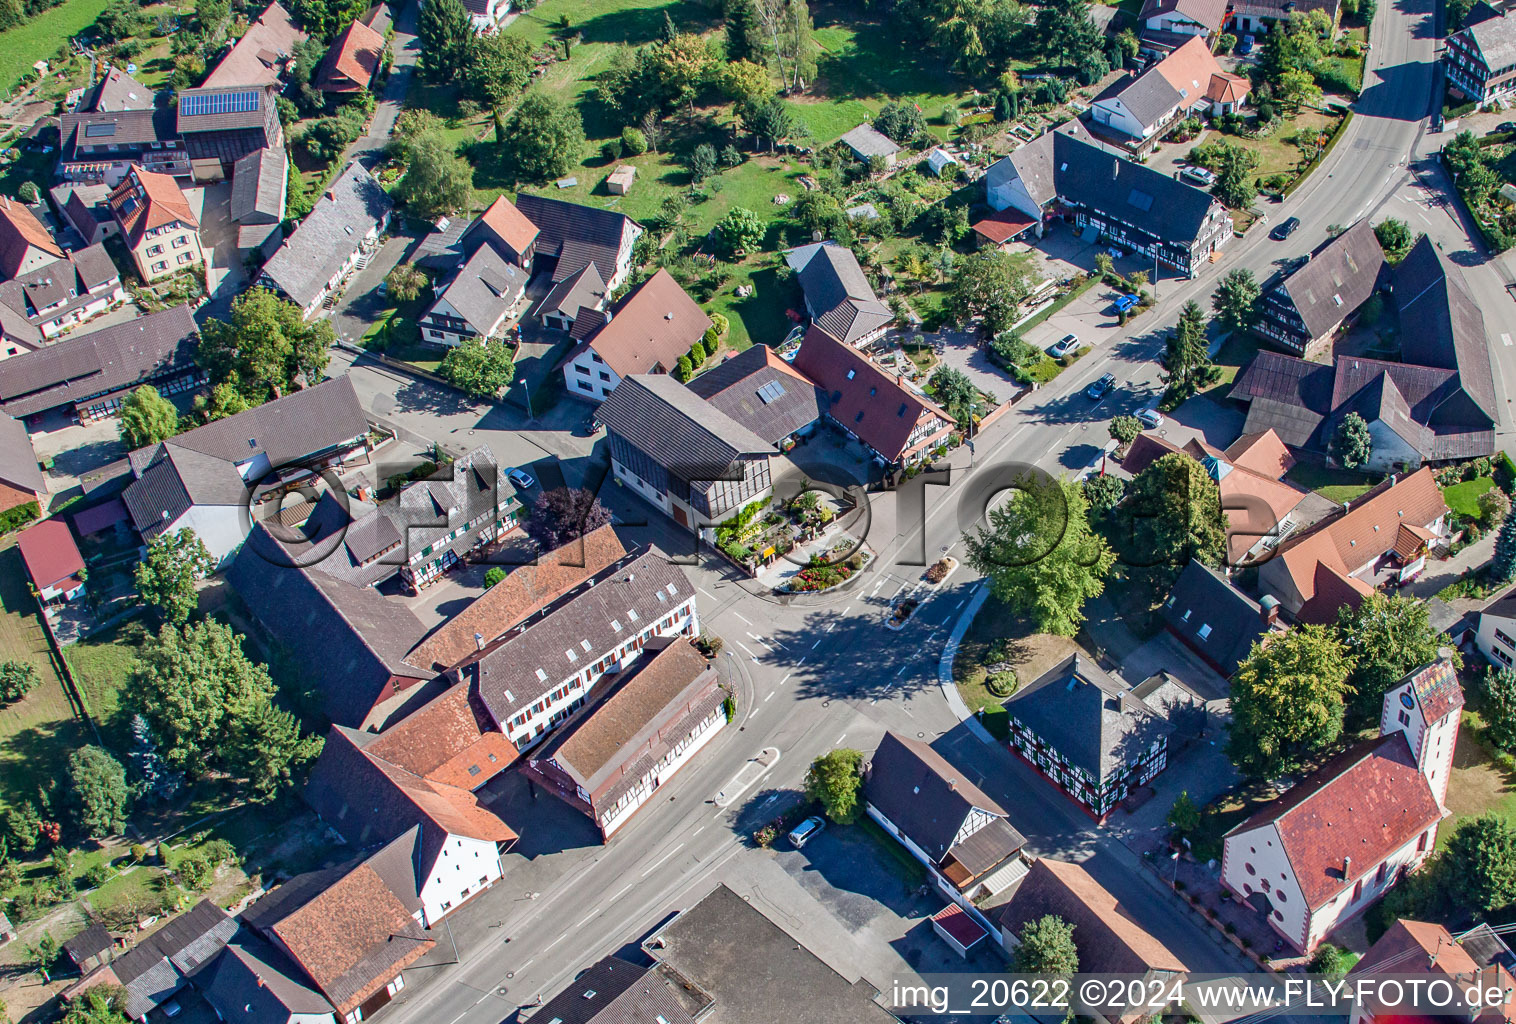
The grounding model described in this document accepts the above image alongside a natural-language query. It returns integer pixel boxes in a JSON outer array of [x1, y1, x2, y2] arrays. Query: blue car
[[1111, 293, 1139, 315], [1236, 34, 1255, 55]]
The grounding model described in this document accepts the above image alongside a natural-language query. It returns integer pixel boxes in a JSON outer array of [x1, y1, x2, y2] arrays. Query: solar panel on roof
[[179, 90, 260, 117], [1126, 189, 1154, 212], [84, 123, 116, 138], [755, 379, 786, 404]]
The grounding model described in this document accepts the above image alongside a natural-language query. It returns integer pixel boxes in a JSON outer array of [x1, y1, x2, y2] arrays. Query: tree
[[739, 96, 793, 151], [127, 714, 181, 803], [26, 933, 58, 983], [928, 366, 977, 426], [718, 59, 773, 104], [874, 102, 926, 145], [134, 529, 216, 625], [418, 0, 472, 82], [462, 32, 534, 110], [289, 0, 366, 37], [385, 265, 429, 304], [673, 354, 694, 382], [964, 474, 1115, 636], [1117, 453, 1227, 571], [500, 94, 585, 182], [1480, 487, 1512, 525], [228, 699, 324, 800], [0, 661, 39, 703], [1083, 474, 1126, 516], [1374, 218, 1416, 263], [1227, 624, 1354, 778], [68, 746, 130, 836], [1484, 667, 1516, 751], [948, 249, 1035, 336], [716, 207, 764, 255], [1036, 0, 1101, 70], [804, 748, 863, 823], [1108, 415, 1142, 447], [1093, 251, 1114, 280], [1161, 300, 1214, 405], [198, 288, 334, 402], [1167, 790, 1200, 835], [1442, 814, 1516, 918], [1211, 141, 1260, 209], [193, 382, 250, 424], [390, 109, 446, 160], [1495, 512, 1516, 584], [395, 130, 473, 222], [439, 338, 515, 399], [739, 0, 815, 92], [1013, 915, 1079, 976], [622, 127, 649, 155], [484, 567, 507, 588], [524, 488, 612, 550], [644, 33, 717, 110], [1329, 412, 1372, 469], [689, 143, 718, 183], [1277, 67, 1323, 110], [1212, 268, 1260, 333], [1310, 944, 1349, 977], [118, 386, 181, 449], [1338, 593, 1453, 722]]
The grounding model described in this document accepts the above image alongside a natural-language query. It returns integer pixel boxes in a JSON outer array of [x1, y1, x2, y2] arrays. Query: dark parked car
[[1111, 293, 1140, 315], [1086, 373, 1117, 401], [1270, 216, 1301, 241]]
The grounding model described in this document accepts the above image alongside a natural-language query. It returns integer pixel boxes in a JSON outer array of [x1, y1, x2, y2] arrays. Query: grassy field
[[62, 620, 147, 745], [1285, 462, 1376, 504], [1441, 719, 1516, 850], [0, 0, 109, 96], [952, 594, 1084, 713], [1443, 477, 1497, 520], [0, 546, 87, 818]]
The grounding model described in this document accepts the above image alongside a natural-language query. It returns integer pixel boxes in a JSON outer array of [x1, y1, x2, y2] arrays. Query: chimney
[[1112, 158, 1120, 180], [1438, 646, 1455, 664], [474, 632, 485, 651], [1343, 854, 1352, 879], [1260, 594, 1280, 626]]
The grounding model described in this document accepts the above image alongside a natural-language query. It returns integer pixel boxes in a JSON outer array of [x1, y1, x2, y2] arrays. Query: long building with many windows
[[1445, 8, 1516, 106]]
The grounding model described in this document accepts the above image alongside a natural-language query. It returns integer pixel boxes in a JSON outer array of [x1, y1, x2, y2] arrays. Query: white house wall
[[1222, 822, 1309, 947], [1090, 96, 1156, 139], [1478, 612, 1516, 669], [418, 834, 504, 925], [986, 168, 1044, 220], [1362, 420, 1423, 473], [563, 348, 620, 401], [1303, 830, 1435, 949], [168, 503, 248, 566], [600, 708, 727, 838]]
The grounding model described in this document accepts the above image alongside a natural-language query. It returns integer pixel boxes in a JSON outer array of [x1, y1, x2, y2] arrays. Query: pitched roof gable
[[576, 269, 711, 379], [512, 193, 633, 284], [0, 195, 63, 277], [597, 373, 775, 475], [1395, 235, 1497, 423], [470, 194, 539, 256], [864, 731, 1019, 863], [316, 19, 384, 92], [687, 344, 823, 446], [1276, 220, 1386, 340], [360, 683, 519, 790]]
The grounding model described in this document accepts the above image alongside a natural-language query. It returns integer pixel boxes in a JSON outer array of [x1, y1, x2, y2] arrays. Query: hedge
[[981, 705, 1010, 740]]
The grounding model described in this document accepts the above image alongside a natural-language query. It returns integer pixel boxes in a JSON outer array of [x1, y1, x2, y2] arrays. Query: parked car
[[506, 467, 536, 489], [1136, 407, 1164, 428], [1499, 122, 1516, 133], [1236, 34, 1255, 55], [1102, 246, 1124, 260], [1086, 373, 1117, 401], [1049, 333, 1080, 358], [1180, 165, 1216, 186], [1270, 216, 1301, 241], [1111, 293, 1140, 315], [788, 816, 826, 849]]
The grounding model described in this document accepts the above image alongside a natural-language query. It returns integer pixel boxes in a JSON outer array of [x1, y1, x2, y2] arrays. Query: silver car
[[788, 815, 826, 849], [1048, 333, 1080, 358]]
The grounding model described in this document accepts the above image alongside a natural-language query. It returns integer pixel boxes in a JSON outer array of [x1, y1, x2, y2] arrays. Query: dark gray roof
[[790, 244, 893, 345], [460, 548, 696, 725], [226, 520, 431, 727], [1230, 350, 1336, 447], [840, 123, 901, 159], [434, 244, 526, 337], [1162, 560, 1268, 677], [994, 127, 1222, 246], [1005, 654, 1173, 785], [533, 262, 605, 323], [79, 67, 154, 112], [1458, 11, 1516, 71], [231, 147, 287, 225], [0, 415, 42, 492], [0, 305, 199, 419], [534, 956, 699, 1024], [177, 85, 275, 134], [598, 375, 775, 478], [122, 377, 369, 539], [60, 107, 177, 160], [413, 216, 469, 271], [1395, 235, 1497, 424], [645, 884, 899, 1024], [688, 345, 823, 445], [261, 163, 392, 308], [1276, 220, 1386, 340], [863, 732, 1021, 865], [513, 193, 633, 284], [112, 900, 236, 1020], [0, 246, 121, 330], [199, 935, 336, 1021], [63, 922, 112, 965], [1097, 67, 1183, 130]]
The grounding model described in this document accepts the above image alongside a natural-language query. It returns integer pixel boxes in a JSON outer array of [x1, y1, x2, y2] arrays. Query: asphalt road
[[367, 0, 1475, 1015]]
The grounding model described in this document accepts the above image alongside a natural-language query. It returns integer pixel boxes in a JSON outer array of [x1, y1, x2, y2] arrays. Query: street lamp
[[520, 377, 533, 419]]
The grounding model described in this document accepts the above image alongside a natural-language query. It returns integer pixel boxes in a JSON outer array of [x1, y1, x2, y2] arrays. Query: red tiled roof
[[791, 327, 954, 463], [1121, 433, 1183, 475], [972, 209, 1038, 245], [1395, 521, 1436, 559], [1351, 920, 1516, 1023], [1228, 733, 1443, 909], [1206, 71, 1249, 104], [364, 684, 519, 790], [316, 19, 384, 93], [17, 518, 83, 588], [109, 167, 198, 248], [477, 195, 539, 256], [1402, 658, 1465, 725], [0, 196, 63, 278], [1225, 429, 1295, 478], [575, 269, 711, 380], [1296, 559, 1375, 624], [931, 903, 987, 948]]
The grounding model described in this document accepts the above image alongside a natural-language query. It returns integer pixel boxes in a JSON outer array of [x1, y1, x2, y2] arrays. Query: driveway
[[926, 328, 1018, 405], [186, 181, 246, 316]]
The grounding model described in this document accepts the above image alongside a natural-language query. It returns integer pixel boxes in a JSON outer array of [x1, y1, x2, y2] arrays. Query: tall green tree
[[462, 32, 534, 110], [1035, 0, 1101, 70], [289, 0, 367, 38], [716, 207, 764, 254], [874, 102, 927, 144], [1212, 268, 1260, 333], [1374, 218, 1416, 263], [1493, 511, 1516, 583], [118, 386, 181, 450], [418, 0, 472, 82], [1161, 300, 1213, 405], [804, 748, 864, 823], [1337, 593, 1454, 722], [1441, 814, 1516, 919], [1227, 624, 1355, 778], [228, 700, 324, 800], [1116, 452, 1228, 571], [964, 474, 1115, 636], [1329, 412, 1373, 469], [438, 338, 515, 398], [62, 985, 130, 1024], [1483, 667, 1516, 751], [1013, 915, 1079, 976], [928, 366, 977, 426], [0, 661, 38, 703], [68, 746, 130, 837], [500, 94, 586, 182], [395, 130, 473, 222], [134, 529, 216, 625], [948, 249, 1035, 336], [1211, 141, 1260, 209], [198, 288, 334, 402]]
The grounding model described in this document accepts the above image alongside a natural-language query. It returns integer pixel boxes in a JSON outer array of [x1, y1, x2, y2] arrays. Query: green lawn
[[1205, 331, 1263, 393], [63, 621, 148, 745], [1442, 719, 1516, 851], [0, 0, 109, 96], [1443, 477, 1496, 519], [1285, 463, 1376, 504]]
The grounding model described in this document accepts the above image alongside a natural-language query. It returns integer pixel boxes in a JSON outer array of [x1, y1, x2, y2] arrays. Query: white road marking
[[797, 656, 806, 666], [765, 691, 774, 701], [837, 732, 847, 744], [825, 622, 836, 633], [843, 605, 853, 615], [777, 673, 790, 686], [870, 580, 884, 597], [892, 581, 908, 598], [734, 639, 759, 661], [610, 883, 633, 901], [811, 638, 823, 649], [543, 934, 564, 951], [897, 664, 910, 675], [693, 825, 705, 837], [576, 910, 599, 928], [1416, 208, 1433, 225], [732, 612, 752, 624], [955, 598, 967, 610], [1504, 333, 1513, 347], [697, 587, 717, 600], [641, 842, 686, 877], [518, 958, 535, 971]]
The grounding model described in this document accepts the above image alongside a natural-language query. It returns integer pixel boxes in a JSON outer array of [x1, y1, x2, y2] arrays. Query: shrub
[[986, 670, 1019, 697], [83, 862, 112, 889], [0, 501, 39, 535], [484, 567, 507, 588], [981, 704, 1010, 739], [600, 138, 623, 162], [926, 558, 952, 583], [202, 839, 236, 865], [695, 633, 724, 657], [175, 851, 213, 891], [622, 127, 648, 155], [130, 843, 146, 863]]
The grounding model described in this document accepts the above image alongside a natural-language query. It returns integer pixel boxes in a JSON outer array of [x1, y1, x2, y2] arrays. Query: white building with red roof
[[17, 518, 85, 604], [1220, 655, 1462, 953]]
